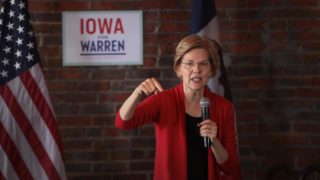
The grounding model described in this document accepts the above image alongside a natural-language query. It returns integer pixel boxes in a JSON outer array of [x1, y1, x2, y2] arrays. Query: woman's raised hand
[[134, 77, 164, 97]]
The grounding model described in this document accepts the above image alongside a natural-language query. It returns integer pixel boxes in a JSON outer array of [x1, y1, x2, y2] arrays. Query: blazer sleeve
[[115, 94, 161, 130], [217, 103, 241, 179]]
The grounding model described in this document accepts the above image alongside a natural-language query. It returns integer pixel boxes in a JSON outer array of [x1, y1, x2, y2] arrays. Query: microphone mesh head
[[200, 97, 210, 108]]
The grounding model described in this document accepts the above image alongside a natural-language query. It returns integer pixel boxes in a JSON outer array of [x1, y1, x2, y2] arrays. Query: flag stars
[[27, 42, 34, 49], [27, 53, 33, 61], [0, 0, 41, 83], [0, 0, 42, 85], [14, 62, 21, 70], [18, 1, 26, 9], [28, 31, 34, 37], [9, 10, 15, 18], [17, 26, 24, 33], [6, 22, 14, 30], [3, 46, 11, 54], [10, 0, 15, 6], [5, 34, 13, 42], [2, 58, 10, 66], [16, 38, 23, 46], [18, 14, 25, 21], [15, 50, 22, 58], [0, 70, 8, 78]]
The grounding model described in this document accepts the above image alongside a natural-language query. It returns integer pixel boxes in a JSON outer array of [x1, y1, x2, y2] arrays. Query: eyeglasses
[[180, 60, 211, 70]]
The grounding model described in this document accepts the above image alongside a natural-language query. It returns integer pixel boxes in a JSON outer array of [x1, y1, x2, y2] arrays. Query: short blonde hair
[[174, 34, 220, 76]]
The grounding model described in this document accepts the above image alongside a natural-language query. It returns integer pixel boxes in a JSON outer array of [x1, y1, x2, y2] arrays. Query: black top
[[185, 113, 208, 180]]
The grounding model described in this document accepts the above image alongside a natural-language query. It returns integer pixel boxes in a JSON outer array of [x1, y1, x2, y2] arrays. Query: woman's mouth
[[191, 77, 202, 82]]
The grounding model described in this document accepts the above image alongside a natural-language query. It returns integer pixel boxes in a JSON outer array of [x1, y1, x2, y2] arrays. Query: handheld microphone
[[200, 97, 211, 148]]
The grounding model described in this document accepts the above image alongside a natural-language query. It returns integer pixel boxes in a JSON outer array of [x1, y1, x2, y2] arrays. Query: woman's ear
[[175, 67, 182, 78], [175, 71, 182, 78]]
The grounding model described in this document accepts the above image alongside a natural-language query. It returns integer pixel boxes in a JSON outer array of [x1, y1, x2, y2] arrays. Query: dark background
[[26, 0, 320, 179]]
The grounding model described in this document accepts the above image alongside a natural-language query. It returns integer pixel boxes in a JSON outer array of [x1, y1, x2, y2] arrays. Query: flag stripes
[[29, 63, 55, 114], [20, 66, 63, 152], [11, 72, 65, 178], [0, 168, 8, 180], [0, 82, 60, 179], [0, 122, 33, 180]]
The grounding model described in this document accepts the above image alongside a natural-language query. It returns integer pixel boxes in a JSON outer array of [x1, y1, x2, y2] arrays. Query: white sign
[[62, 11, 143, 66]]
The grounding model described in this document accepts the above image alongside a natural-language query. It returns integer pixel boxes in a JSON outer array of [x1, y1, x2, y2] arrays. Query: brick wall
[[26, 0, 320, 179]]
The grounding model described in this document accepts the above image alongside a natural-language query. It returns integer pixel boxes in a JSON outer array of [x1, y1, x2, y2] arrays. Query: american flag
[[189, 0, 233, 101], [0, 0, 66, 179]]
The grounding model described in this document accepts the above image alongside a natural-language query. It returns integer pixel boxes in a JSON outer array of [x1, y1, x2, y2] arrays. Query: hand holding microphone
[[200, 97, 218, 148]]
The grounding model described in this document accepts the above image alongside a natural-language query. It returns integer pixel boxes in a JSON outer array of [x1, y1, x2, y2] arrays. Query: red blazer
[[115, 83, 241, 180]]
